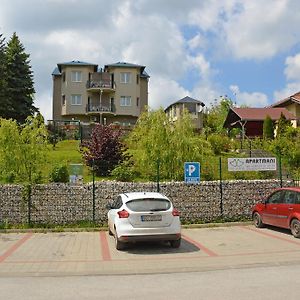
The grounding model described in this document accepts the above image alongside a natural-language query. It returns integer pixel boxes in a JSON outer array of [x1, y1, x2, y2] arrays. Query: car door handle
[[288, 207, 294, 210], [272, 207, 277, 210]]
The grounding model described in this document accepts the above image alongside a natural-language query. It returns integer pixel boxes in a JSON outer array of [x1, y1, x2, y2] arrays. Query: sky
[[1, 0, 300, 121]]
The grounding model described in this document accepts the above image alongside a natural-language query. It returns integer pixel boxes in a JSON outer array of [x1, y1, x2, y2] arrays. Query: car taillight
[[172, 208, 180, 216], [118, 209, 130, 218]]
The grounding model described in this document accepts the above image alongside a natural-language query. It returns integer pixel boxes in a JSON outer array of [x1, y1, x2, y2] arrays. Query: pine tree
[[276, 112, 292, 138], [263, 115, 274, 140], [0, 33, 8, 118], [5, 32, 36, 123]]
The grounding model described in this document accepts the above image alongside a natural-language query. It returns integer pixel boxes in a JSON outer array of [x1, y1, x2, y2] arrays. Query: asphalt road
[[1, 264, 300, 300]]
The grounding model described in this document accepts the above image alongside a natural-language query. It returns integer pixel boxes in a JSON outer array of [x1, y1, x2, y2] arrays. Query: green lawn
[[45, 140, 90, 182]]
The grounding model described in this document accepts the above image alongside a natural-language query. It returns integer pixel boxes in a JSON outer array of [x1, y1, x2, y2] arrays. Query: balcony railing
[[86, 104, 115, 113], [86, 80, 115, 90]]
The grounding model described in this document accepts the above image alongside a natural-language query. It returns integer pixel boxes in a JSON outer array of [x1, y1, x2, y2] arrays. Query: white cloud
[[274, 52, 300, 101], [230, 85, 268, 107], [149, 76, 189, 109], [284, 53, 300, 81], [2, 0, 300, 120], [188, 34, 206, 50], [274, 83, 300, 102], [222, 0, 300, 59]]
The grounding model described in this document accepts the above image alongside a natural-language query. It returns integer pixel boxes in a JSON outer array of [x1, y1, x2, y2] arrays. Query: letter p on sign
[[188, 165, 196, 176]]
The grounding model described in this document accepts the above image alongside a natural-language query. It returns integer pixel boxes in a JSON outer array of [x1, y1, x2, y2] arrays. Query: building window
[[62, 95, 66, 106], [120, 72, 131, 84], [120, 96, 131, 106], [137, 97, 139, 107], [71, 71, 82, 82], [62, 72, 66, 82], [136, 74, 139, 84], [71, 94, 82, 105]]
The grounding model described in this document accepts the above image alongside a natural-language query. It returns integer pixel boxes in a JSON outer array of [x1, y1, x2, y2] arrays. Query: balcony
[[86, 80, 115, 92], [86, 104, 115, 114]]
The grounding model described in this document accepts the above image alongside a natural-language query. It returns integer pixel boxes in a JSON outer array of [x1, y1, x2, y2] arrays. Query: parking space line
[[0, 233, 33, 263], [240, 226, 300, 246], [100, 232, 111, 261], [182, 234, 218, 257]]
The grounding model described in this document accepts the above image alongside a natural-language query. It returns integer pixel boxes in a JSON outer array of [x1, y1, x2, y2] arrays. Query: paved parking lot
[[1, 225, 300, 277]]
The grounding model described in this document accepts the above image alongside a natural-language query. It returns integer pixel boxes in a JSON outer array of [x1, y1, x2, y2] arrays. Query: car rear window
[[126, 198, 171, 212]]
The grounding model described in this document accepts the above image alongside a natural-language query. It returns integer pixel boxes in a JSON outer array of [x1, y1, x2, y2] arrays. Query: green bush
[[111, 160, 136, 182], [49, 165, 69, 183], [208, 134, 231, 155]]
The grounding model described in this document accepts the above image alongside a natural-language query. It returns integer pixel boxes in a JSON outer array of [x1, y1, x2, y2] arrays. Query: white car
[[107, 192, 181, 250]]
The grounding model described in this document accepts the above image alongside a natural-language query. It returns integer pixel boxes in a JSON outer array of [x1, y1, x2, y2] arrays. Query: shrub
[[49, 165, 69, 183], [208, 134, 231, 155], [111, 160, 136, 182]]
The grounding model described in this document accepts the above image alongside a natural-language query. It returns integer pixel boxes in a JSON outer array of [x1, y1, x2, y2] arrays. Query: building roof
[[57, 60, 98, 72], [104, 62, 145, 69], [52, 67, 61, 76], [232, 107, 297, 121], [165, 96, 205, 111], [271, 91, 300, 107], [53, 60, 149, 77], [104, 62, 149, 77], [224, 107, 297, 128]]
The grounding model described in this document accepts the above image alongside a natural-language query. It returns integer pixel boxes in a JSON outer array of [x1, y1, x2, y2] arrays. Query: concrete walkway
[[1, 225, 300, 277]]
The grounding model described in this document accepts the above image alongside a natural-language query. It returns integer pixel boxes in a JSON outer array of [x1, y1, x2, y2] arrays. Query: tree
[[81, 124, 123, 176], [263, 115, 274, 140], [276, 112, 292, 138], [0, 116, 48, 183], [0, 33, 8, 118], [203, 96, 233, 136], [5, 32, 36, 123], [124, 108, 210, 180]]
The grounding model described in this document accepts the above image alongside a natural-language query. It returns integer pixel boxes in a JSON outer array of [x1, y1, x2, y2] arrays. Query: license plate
[[141, 215, 162, 222]]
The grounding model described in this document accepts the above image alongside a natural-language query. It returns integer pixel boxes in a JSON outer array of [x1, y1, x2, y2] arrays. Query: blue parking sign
[[184, 162, 200, 184]]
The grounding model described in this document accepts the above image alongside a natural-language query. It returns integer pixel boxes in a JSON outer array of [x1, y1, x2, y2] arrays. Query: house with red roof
[[223, 107, 297, 138], [271, 92, 300, 126]]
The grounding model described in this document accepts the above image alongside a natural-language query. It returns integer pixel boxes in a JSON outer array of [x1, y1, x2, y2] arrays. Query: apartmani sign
[[228, 157, 277, 172]]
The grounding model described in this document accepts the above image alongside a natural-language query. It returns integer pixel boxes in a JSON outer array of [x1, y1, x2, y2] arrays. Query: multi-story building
[[52, 61, 149, 126], [165, 96, 205, 131]]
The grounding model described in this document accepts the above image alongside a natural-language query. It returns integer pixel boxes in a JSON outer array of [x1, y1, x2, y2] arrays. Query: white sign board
[[228, 157, 277, 172]]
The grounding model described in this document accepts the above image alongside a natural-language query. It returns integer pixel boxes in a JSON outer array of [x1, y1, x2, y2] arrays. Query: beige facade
[[52, 61, 149, 126], [271, 92, 300, 127], [165, 96, 205, 131]]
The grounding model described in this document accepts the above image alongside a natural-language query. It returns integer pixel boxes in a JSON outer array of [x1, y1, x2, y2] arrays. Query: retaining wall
[[0, 180, 289, 225]]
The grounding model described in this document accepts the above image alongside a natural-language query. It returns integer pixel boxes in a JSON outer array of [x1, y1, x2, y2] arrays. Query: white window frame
[[71, 71, 82, 82], [71, 94, 82, 105], [120, 96, 132, 107], [120, 72, 131, 84]]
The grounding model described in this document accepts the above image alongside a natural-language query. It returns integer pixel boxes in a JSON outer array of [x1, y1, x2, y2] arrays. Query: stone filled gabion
[[0, 180, 290, 226]]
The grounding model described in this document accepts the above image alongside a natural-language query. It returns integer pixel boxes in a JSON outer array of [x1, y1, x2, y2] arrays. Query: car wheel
[[115, 236, 126, 250], [170, 238, 181, 248], [290, 219, 300, 238], [108, 226, 113, 236], [253, 212, 264, 228]]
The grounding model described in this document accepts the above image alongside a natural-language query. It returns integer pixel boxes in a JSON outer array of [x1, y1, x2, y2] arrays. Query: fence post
[[279, 154, 282, 188], [156, 159, 160, 192], [219, 157, 223, 217], [92, 159, 95, 223]]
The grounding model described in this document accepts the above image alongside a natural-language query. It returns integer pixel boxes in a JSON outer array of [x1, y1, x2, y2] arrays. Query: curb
[[0, 221, 253, 234]]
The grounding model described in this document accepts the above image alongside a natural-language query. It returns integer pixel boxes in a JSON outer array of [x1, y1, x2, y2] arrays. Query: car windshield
[[126, 198, 171, 212]]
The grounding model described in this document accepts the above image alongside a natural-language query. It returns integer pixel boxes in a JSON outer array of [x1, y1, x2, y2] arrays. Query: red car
[[252, 187, 300, 238]]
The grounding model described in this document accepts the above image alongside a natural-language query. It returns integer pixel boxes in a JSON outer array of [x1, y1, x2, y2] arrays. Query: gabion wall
[[0, 180, 288, 226]]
